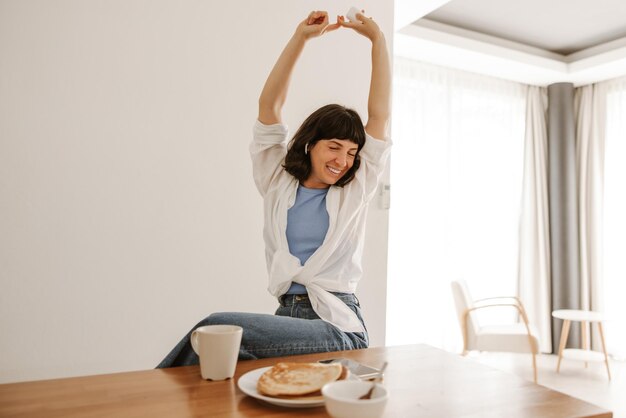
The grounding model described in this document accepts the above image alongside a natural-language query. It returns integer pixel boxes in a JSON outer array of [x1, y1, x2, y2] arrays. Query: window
[[387, 59, 526, 351], [603, 80, 626, 359]]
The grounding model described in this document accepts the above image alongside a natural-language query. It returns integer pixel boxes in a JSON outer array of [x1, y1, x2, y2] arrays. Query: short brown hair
[[283, 104, 366, 187]]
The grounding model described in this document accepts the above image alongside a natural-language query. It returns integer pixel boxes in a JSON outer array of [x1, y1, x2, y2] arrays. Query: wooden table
[[0, 344, 612, 418]]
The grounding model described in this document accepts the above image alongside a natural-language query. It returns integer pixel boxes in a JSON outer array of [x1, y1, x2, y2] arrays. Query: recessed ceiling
[[424, 0, 626, 55]]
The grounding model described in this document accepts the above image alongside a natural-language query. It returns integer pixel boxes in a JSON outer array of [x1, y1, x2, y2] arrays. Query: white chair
[[450, 280, 540, 383]]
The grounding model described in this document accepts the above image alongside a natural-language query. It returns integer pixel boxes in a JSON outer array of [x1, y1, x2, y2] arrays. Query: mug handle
[[190, 330, 199, 355]]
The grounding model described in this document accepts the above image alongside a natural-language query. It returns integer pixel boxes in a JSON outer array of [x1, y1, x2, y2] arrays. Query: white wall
[[0, 0, 393, 383]]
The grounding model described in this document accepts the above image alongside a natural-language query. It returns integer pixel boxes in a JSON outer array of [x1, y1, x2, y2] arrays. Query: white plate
[[238, 366, 353, 408]]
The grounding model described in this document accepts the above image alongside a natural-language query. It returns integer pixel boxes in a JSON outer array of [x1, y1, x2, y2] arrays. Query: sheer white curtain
[[575, 76, 626, 358], [518, 86, 552, 353], [603, 76, 626, 359], [575, 83, 607, 352], [388, 59, 526, 351]]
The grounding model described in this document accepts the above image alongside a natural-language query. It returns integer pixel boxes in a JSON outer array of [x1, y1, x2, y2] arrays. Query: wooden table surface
[[0, 344, 612, 418]]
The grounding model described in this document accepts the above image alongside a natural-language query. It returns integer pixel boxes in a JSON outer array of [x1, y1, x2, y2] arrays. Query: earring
[[304, 143, 309, 155]]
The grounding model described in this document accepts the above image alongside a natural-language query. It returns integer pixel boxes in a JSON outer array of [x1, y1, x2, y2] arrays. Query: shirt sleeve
[[250, 120, 289, 196], [360, 132, 392, 169], [353, 133, 392, 201]]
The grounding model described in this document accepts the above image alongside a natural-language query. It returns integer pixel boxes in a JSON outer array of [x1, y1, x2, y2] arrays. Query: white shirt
[[250, 120, 392, 332]]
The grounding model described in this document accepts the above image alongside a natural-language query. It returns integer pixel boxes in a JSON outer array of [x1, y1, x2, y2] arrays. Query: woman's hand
[[339, 11, 383, 42], [258, 11, 340, 125], [295, 11, 341, 40], [340, 11, 390, 140]]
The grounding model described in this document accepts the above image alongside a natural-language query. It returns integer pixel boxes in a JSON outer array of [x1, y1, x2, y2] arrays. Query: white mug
[[191, 325, 243, 380]]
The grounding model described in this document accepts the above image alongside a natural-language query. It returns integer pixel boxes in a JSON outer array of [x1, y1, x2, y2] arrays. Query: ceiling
[[424, 0, 626, 55], [393, 0, 626, 86]]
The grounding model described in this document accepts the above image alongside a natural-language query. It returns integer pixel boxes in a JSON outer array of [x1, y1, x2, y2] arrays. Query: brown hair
[[283, 104, 366, 187]]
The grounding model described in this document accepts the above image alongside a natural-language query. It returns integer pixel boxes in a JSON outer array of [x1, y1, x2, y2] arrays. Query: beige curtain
[[518, 86, 552, 353], [575, 83, 607, 350]]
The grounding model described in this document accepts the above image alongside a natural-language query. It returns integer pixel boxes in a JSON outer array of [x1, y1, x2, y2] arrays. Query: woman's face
[[302, 139, 359, 189]]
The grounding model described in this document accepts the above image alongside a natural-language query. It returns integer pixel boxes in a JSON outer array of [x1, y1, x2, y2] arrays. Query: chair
[[450, 280, 540, 383]]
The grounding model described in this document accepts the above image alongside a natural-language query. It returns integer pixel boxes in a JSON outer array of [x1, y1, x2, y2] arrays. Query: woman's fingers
[[304, 11, 344, 37], [325, 23, 341, 32], [325, 15, 342, 33], [299, 10, 345, 39], [339, 12, 380, 40], [307, 11, 320, 25], [307, 10, 327, 26]]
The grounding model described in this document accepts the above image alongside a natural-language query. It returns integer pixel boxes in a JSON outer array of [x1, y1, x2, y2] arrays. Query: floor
[[466, 351, 626, 417]]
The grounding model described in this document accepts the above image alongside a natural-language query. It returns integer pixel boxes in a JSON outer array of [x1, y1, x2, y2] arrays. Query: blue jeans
[[156, 292, 368, 368]]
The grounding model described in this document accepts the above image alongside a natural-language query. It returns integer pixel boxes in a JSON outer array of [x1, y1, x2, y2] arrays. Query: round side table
[[551, 309, 611, 380]]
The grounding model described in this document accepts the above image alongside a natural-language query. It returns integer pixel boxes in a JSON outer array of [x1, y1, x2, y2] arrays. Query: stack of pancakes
[[257, 362, 348, 399]]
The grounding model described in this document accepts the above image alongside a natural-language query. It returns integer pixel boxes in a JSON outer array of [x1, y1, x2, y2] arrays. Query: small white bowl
[[322, 380, 388, 418]]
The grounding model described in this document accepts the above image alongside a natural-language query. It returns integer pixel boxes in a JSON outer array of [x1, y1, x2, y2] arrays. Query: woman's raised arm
[[258, 11, 340, 125], [340, 13, 391, 140]]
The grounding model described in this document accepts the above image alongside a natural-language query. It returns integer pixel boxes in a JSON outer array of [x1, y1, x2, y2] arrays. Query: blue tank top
[[285, 185, 329, 294]]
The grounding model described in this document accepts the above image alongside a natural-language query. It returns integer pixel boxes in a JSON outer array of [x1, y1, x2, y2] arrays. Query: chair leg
[[597, 322, 612, 381], [581, 320, 588, 368], [556, 320, 571, 373], [523, 327, 538, 384], [461, 312, 469, 356]]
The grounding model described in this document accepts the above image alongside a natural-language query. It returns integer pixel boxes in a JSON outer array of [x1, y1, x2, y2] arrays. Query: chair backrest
[[450, 280, 480, 344]]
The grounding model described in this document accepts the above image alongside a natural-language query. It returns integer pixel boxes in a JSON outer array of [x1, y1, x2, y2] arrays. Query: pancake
[[257, 362, 346, 397]]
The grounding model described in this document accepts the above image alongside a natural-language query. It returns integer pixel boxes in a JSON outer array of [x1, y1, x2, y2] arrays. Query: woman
[[158, 10, 390, 367]]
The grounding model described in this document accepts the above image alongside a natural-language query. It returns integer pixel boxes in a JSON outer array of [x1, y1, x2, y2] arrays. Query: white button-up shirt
[[250, 120, 392, 332]]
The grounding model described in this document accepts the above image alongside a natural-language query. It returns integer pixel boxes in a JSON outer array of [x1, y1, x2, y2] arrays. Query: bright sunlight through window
[[604, 86, 626, 359], [387, 59, 526, 353]]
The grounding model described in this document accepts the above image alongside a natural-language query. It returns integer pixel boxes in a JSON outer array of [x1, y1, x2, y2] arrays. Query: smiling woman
[[305, 138, 360, 188], [283, 104, 366, 189], [157, 9, 391, 368]]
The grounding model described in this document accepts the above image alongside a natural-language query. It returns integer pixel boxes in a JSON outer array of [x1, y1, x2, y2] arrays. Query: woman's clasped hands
[[296, 10, 382, 42]]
